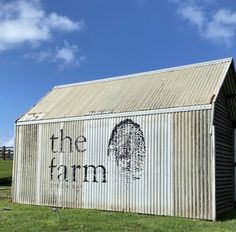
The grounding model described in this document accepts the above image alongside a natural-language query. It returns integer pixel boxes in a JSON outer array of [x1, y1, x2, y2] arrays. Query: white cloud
[[47, 12, 84, 31], [177, 5, 205, 29], [0, 0, 83, 51], [170, 0, 236, 45], [25, 41, 85, 69], [55, 41, 78, 65]]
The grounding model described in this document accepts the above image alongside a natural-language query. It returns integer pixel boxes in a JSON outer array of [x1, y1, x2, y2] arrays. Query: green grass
[[1, 160, 236, 231], [0, 160, 13, 179], [0, 198, 236, 232], [0, 160, 13, 199]]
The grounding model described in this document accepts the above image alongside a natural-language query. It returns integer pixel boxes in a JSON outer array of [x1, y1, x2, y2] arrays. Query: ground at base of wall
[[0, 198, 236, 232]]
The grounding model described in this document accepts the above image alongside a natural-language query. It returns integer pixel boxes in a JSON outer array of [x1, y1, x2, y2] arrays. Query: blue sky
[[1, 0, 236, 146]]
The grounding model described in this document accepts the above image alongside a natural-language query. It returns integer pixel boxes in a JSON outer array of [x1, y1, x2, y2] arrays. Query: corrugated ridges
[[18, 58, 232, 121]]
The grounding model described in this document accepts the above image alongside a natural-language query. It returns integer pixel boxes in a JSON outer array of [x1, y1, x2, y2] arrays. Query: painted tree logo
[[107, 119, 146, 181]]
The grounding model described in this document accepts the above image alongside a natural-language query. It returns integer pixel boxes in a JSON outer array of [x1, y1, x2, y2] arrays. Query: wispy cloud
[[137, 0, 149, 7], [177, 4, 205, 29], [24, 41, 85, 69], [55, 41, 80, 66], [0, 0, 83, 51], [170, 0, 236, 45]]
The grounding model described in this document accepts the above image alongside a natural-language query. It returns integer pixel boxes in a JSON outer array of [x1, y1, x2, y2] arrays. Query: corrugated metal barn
[[12, 58, 236, 220]]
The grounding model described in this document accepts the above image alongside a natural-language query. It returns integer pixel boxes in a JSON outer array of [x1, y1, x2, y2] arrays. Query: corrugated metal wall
[[214, 87, 234, 215], [13, 109, 213, 220], [173, 110, 213, 219], [223, 63, 236, 121]]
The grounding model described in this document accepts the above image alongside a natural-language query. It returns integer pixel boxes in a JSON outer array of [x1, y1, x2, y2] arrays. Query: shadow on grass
[[217, 208, 236, 221], [0, 177, 12, 186]]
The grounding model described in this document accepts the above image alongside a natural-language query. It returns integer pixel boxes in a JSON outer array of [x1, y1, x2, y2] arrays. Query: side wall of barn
[[12, 108, 214, 219], [214, 87, 234, 216]]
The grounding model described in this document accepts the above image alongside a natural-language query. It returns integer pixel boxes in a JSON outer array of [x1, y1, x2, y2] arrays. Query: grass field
[[0, 160, 13, 179], [1, 160, 236, 231], [0, 160, 12, 199], [1, 198, 236, 232]]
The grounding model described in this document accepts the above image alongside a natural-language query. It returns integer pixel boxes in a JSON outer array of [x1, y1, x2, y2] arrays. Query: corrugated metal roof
[[18, 58, 233, 121]]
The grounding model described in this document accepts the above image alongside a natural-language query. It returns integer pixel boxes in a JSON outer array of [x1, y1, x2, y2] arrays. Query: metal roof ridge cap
[[53, 57, 233, 89]]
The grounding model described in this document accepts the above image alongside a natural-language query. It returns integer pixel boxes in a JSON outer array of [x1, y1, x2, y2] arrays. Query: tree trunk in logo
[[107, 119, 146, 182]]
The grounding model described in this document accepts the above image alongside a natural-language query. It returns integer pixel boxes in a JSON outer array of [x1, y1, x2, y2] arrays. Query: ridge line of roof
[[54, 57, 232, 89]]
